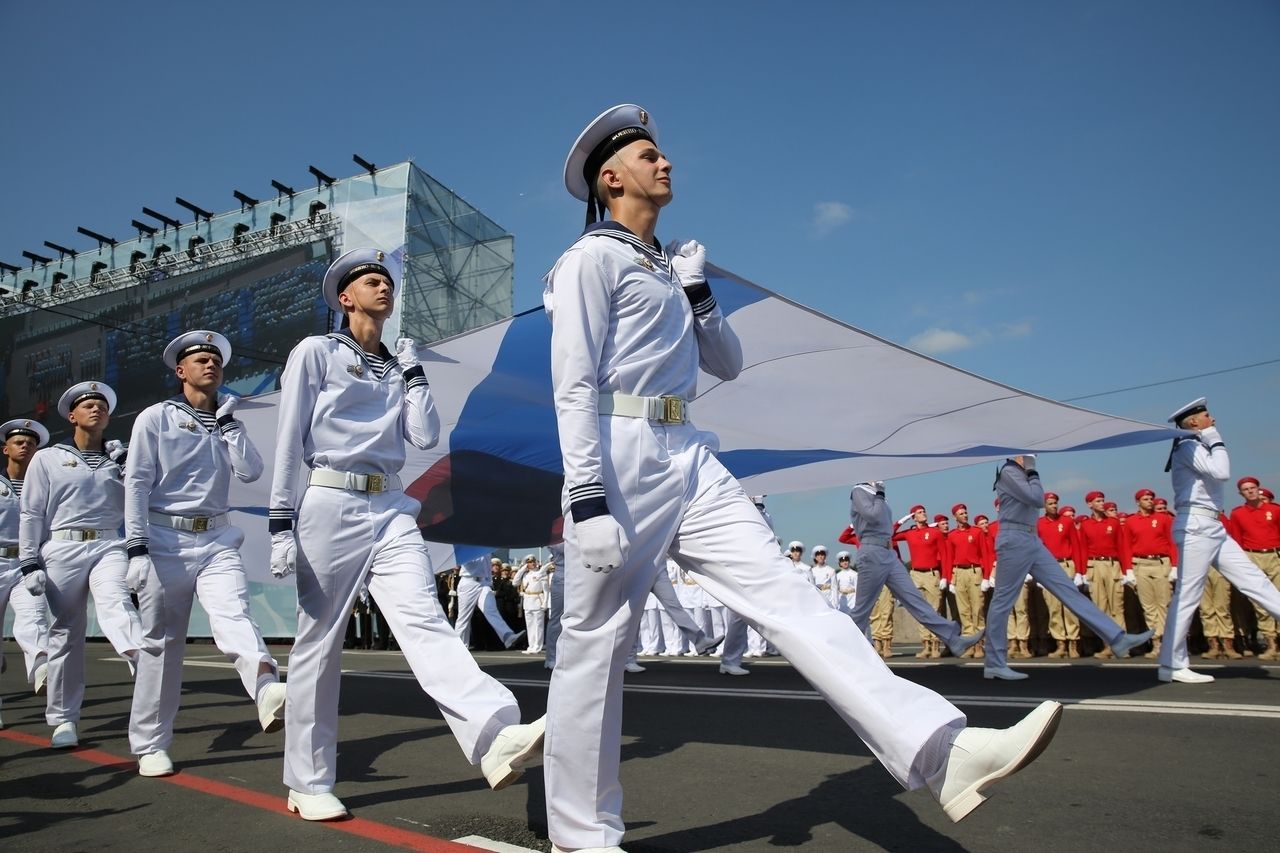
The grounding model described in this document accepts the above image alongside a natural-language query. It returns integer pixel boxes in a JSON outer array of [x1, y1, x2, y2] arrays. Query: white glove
[[1036, 582, 1046, 590], [1198, 426, 1222, 446], [270, 531, 297, 578], [1122, 569, 1136, 587], [105, 439, 127, 464], [938, 578, 948, 591], [980, 578, 991, 592], [664, 239, 707, 288], [1074, 573, 1085, 588], [127, 555, 153, 593], [395, 337, 420, 371], [1169, 566, 1178, 582], [23, 569, 46, 596], [1021, 453, 1037, 471], [1023, 574, 1032, 586], [216, 394, 239, 420], [575, 514, 629, 573]]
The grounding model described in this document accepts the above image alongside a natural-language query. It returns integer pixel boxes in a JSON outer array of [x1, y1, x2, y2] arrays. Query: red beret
[[933, 514, 948, 523], [1154, 496, 1168, 505], [1103, 501, 1118, 511], [951, 503, 967, 516], [974, 514, 989, 523], [1263, 488, 1276, 501], [1044, 492, 1059, 501], [1061, 505, 1077, 515], [1238, 477, 1260, 490], [1085, 491, 1105, 503], [910, 504, 926, 514], [1135, 489, 1155, 501]]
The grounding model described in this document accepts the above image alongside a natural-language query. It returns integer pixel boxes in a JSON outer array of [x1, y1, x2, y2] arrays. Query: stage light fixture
[[269, 212, 287, 234], [22, 279, 38, 295], [0, 261, 20, 276], [130, 250, 147, 272], [309, 200, 327, 222], [76, 227, 117, 248], [142, 207, 182, 231], [353, 154, 376, 175], [43, 240, 75, 260], [187, 235, 206, 258], [52, 272, 68, 292], [131, 219, 158, 237], [271, 179, 295, 198], [22, 250, 53, 267], [90, 261, 108, 281], [232, 223, 250, 245], [152, 244, 171, 259], [175, 197, 213, 222]]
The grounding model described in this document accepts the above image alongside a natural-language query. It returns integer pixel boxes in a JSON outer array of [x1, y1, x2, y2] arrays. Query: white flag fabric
[[230, 263, 1177, 568]]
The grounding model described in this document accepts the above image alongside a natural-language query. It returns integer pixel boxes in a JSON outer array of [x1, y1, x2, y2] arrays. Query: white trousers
[[2, 559, 50, 684], [720, 610, 748, 667], [546, 563, 564, 667], [545, 423, 964, 849], [1161, 516, 1280, 670], [746, 624, 768, 656], [988, 531, 1123, 670], [650, 574, 705, 649], [455, 575, 517, 647], [42, 538, 143, 725], [850, 547, 960, 645], [638, 609, 661, 654], [285, 487, 520, 793], [129, 524, 276, 755], [523, 608, 547, 652]]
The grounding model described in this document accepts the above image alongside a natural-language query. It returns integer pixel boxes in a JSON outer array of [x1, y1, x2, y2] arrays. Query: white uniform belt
[[149, 511, 229, 533], [0, 545, 17, 558], [309, 469, 402, 493], [1178, 505, 1220, 519], [1001, 520, 1035, 532], [51, 528, 118, 541], [599, 392, 689, 424]]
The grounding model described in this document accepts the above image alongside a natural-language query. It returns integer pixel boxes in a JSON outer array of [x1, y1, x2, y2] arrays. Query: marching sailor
[[124, 330, 286, 777], [0, 419, 51, 720], [542, 103, 1062, 852], [454, 555, 524, 649], [19, 381, 145, 748], [1158, 399, 1280, 682], [269, 248, 544, 820]]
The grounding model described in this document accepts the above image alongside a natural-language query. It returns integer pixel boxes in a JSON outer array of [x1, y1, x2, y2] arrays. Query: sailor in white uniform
[[516, 557, 549, 653], [834, 551, 858, 616], [809, 545, 838, 608], [124, 330, 286, 777], [0, 419, 51, 720], [269, 248, 544, 821], [454, 555, 523, 649], [542, 104, 1063, 852], [19, 381, 145, 748], [1158, 399, 1280, 683]]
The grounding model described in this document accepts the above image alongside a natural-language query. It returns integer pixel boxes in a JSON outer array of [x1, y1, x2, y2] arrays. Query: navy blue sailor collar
[[581, 220, 673, 278], [165, 395, 217, 432]]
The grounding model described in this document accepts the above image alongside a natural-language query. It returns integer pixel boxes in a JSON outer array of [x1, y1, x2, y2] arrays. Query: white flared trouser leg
[[638, 609, 660, 654], [3, 560, 50, 682], [546, 563, 564, 667], [1161, 520, 1280, 671], [650, 574, 702, 647], [131, 525, 275, 755], [456, 577, 516, 646], [525, 608, 546, 652], [658, 608, 682, 653], [284, 488, 519, 794], [720, 610, 748, 667], [545, 425, 964, 850]]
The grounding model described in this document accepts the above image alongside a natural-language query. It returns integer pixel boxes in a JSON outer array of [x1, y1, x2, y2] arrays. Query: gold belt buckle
[[192, 517, 210, 533], [366, 474, 385, 493], [661, 397, 684, 424], [82, 530, 98, 541]]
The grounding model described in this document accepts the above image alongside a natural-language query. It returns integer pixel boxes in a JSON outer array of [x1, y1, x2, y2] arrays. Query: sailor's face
[[177, 351, 223, 390], [71, 398, 109, 431], [3, 434, 38, 465], [342, 273, 395, 318], [611, 140, 673, 206]]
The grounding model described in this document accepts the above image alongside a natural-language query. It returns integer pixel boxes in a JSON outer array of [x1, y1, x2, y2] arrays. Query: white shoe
[[504, 630, 527, 650], [1158, 666, 1214, 684], [1111, 630, 1154, 658], [51, 721, 79, 749], [624, 662, 646, 673], [551, 846, 628, 852], [481, 715, 546, 790], [983, 665, 1029, 681], [719, 664, 750, 676], [139, 750, 175, 777], [33, 661, 48, 696], [934, 700, 1063, 822], [257, 681, 286, 733], [287, 790, 348, 821]]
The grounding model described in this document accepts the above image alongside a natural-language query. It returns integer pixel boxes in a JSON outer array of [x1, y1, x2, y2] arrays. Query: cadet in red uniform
[[1125, 489, 1177, 659], [947, 504, 988, 658], [1078, 491, 1132, 657], [1038, 492, 1086, 658], [893, 506, 951, 658], [1229, 477, 1280, 659]]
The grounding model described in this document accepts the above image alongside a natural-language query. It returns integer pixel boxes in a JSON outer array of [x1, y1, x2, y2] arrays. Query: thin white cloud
[[908, 328, 983, 354], [1001, 321, 1033, 338], [811, 201, 853, 236]]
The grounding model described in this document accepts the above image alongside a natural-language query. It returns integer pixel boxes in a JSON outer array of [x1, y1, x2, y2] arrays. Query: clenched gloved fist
[[216, 394, 239, 421], [938, 578, 949, 591], [664, 239, 707, 289], [576, 514, 629, 573], [980, 578, 991, 593], [24, 569, 46, 596], [270, 531, 297, 579], [127, 555, 153, 593], [395, 338, 420, 372], [105, 439, 128, 465], [1198, 426, 1222, 447], [1169, 566, 1178, 582], [1122, 569, 1136, 587], [1074, 573, 1086, 588]]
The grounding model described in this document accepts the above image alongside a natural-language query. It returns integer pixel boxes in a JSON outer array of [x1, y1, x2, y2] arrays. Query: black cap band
[[1179, 405, 1207, 421], [176, 343, 223, 362], [4, 428, 39, 440], [71, 392, 107, 409], [583, 126, 654, 190], [338, 263, 393, 294]]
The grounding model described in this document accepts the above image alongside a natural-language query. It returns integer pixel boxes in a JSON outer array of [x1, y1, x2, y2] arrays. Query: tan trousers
[[910, 569, 941, 642], [1007, 579, 1030, 641], [1133, 556, 1172, 636], [952, 566, 985, 635], [1047, 559, 1082, 641], [1246, 550, 1280, 634], [870, 586, 895, 641], [1199, 567, 1232, 638], [1088, 557, 1124, 627]]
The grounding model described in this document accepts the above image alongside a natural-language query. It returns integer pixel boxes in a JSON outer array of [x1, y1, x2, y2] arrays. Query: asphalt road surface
[[3, 643, 1277, 853]]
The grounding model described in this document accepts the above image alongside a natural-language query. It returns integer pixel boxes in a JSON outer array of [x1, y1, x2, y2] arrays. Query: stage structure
[[1, 160, 513, 637]]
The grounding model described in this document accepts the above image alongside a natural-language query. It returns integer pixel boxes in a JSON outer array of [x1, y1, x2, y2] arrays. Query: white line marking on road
[[452, 835, 541, 853]]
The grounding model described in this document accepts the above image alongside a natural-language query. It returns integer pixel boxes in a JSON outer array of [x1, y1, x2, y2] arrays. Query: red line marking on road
[[0, 728, 487, 852]]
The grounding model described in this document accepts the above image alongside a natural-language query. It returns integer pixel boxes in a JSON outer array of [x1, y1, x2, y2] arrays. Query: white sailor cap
[[749, 495, 767, 505], [812, 545, 827, 555], [1167, 397, 1208, 424], [524, 555, 537, 563], [163, 330, 231, 369], [490, 557, 502, 565], [322, 248, 396, 312], [57, 381, 117, 419], [564, 104, 659, 215], [787, 540, 804, 551], [836, 551, 851, 560], [0, 418, 50, 447]]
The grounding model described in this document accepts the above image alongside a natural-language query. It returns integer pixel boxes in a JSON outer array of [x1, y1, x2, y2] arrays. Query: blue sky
[[3, 1, 1277, 549]]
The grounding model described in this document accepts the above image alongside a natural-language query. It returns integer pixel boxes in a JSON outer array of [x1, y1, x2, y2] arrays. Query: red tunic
[[1038, 513, 1086, 574], [1078, 515, 1132, 570], [892, 524, 951, 573], [1125, 511, 1178, 563], [1228, 502, 1280, 550], [947, 525, 991, 581]]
